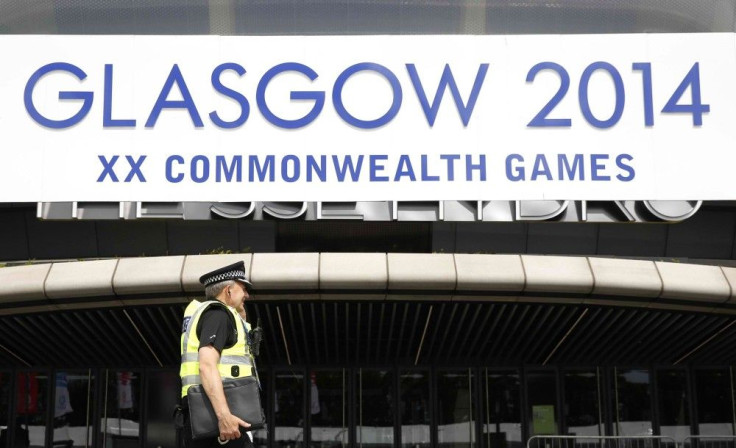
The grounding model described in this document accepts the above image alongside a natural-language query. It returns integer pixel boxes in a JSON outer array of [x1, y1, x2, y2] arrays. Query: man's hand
[[235, 303, 246, 320], [218, 413, 251, 441]]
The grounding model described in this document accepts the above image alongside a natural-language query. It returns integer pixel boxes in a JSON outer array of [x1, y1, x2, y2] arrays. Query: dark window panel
[[277, 222, 430, 253], [0, 209, 30, 262], [694, 369, 734, 436], [53, 0, 209, 34], [597, 224, 668, 257], [657, 369, 691, 439], [26, 211, 98, 260], [666, 209, 736, 259], [0, 0, 57, 34], [96, 221, 168, 257], [166, 221, 240, 255], [238, 221, 276, 253], [527, 223, 598, 255], [454, 222, 527, 254], [234, 0, 298, 35]]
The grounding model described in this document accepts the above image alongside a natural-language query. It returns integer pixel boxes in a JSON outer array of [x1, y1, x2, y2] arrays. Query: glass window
[[526, 370, 558, 437], [310, 370, 347, 448], [356, 369, 394, 448], [0, 372, 10, 448], [399, 370, 430, 448], [657, 370, 690, 441], [437, 369, 475, 448], [101, 370, 141, 448], [483, 370, 521, 448], [613, 368, 652, 436], [143, 370, 177, 448], [15, 371, 49, 448], [54, 371, 95, 448], [253, 370, 269, 448], [563, 370, 602, 437], [695, 369, 734, 436], [3, 1, 730, 36], [274, 370, 305, 448]]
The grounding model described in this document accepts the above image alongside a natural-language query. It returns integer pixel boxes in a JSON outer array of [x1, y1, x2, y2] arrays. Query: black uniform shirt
[[196, 307, 237, 353]]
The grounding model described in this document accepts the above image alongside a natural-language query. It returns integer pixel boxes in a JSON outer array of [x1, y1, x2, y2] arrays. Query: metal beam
[[675, 319, 736, 365], [124, 309, 163, 367], [0, 340, 30, 367], [414, 306, 434, 366], [276, 306, 292, 365], [543, 308, 589, 365]]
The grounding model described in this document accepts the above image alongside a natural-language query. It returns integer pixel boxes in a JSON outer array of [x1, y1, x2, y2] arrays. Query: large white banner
[[0, 34, 735, 202]]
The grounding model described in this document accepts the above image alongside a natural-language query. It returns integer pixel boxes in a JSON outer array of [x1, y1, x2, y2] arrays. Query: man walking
[[180, 261, 257, 447]]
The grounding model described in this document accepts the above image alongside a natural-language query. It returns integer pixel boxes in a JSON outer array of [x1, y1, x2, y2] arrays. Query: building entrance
[[2, 366, 736, 448]]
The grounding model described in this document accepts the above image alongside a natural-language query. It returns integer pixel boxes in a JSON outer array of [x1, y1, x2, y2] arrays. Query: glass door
[[694, 369, 734, 436], [437, 369, 476, 448], [15, 371, 49, 448], [612, 368, 652, 437], [526, 370, 558, 437], [309, 370, 347, 448], [656, 369, 690, 443], [0, 372, 11, 448], [483, 370, 521, 448], [274, 369, 305, 448], [53, 370, 95, 448], [356, 369, 394, 448], [399, 369, 430, 448], [562, 369, 602, 437], [101, 370, 141, 448], [143, 370, 177, 448]]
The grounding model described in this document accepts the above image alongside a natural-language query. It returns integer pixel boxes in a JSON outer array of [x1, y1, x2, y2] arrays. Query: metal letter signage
[[38, 200, 701, 223], [2, 34, 736, 203]]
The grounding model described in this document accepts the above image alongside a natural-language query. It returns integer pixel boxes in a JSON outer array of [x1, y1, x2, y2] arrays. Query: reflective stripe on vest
[[180, 353, 252, 365], [179, 300, 253, 397]]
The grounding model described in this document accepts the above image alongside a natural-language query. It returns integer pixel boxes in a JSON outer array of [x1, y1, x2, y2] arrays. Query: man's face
[[224, 281, 250, 310]]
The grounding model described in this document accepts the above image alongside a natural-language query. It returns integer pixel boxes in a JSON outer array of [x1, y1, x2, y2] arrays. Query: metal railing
[[683, 436, 736, 448], [528, 435, 678, 448]]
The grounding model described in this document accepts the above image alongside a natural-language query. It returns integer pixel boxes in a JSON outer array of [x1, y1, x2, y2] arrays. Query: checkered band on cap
[[199, 261, 252, 289], [202, 269, 246, 286]]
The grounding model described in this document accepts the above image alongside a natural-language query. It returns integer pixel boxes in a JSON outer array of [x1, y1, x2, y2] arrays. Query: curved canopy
[[0, 253, 735, 368]]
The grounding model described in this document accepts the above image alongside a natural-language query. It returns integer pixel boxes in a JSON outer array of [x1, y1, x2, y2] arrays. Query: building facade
[[2, 1, 736, 448]]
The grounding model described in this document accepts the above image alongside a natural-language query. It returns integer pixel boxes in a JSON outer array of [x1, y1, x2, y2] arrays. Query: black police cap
[[199, 261, 253, 290]]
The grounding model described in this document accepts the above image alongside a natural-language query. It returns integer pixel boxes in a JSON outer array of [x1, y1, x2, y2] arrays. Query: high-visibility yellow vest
[[180, 300, 253, 397]]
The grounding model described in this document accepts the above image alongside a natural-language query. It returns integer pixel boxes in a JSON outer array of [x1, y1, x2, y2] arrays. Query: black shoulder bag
[[187, 376, 266, 439]]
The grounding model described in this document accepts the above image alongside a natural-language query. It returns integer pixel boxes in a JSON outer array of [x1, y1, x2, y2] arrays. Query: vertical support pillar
[[209, 0, 235, 35]]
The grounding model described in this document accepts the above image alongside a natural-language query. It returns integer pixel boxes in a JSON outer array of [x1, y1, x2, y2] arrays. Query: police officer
[[180, 261, 257, 447]]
